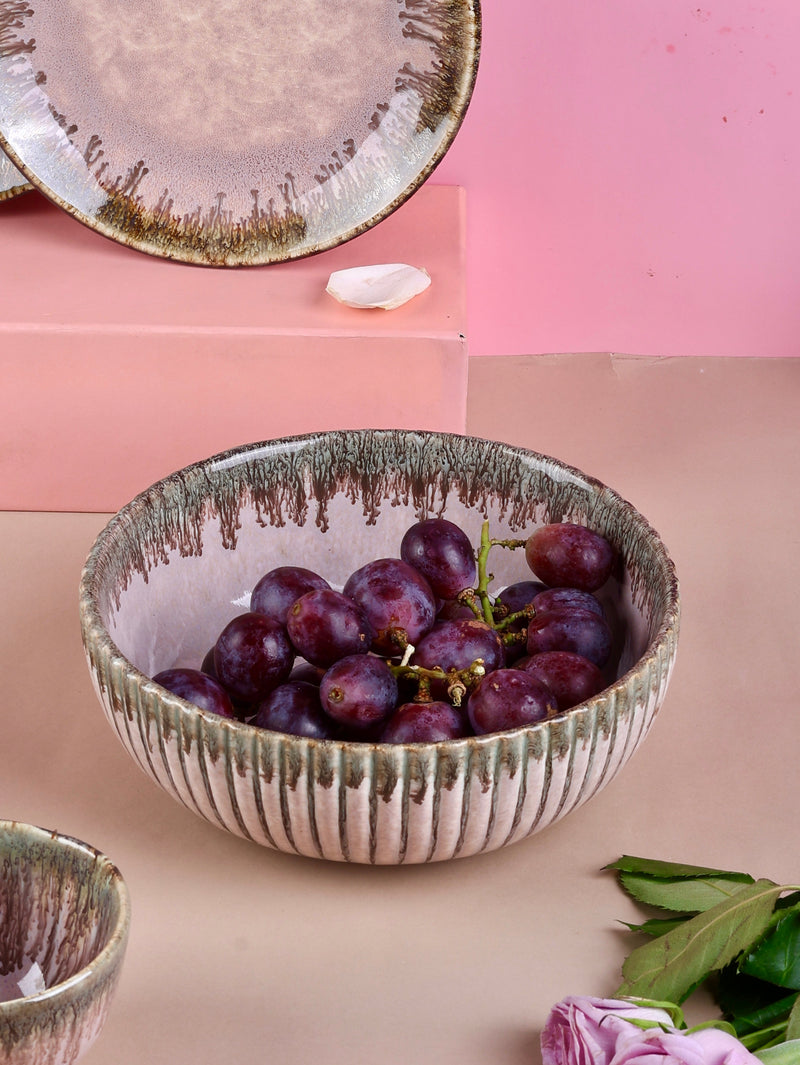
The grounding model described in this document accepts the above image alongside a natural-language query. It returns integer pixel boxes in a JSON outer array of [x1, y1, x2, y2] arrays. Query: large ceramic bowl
[[0, 821, 130, 1065], [79, 430, 680, 864]]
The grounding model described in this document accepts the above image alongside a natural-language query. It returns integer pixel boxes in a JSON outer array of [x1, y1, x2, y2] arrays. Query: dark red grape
[[343, 558, 436, 654], [516, 651, 606, 711], [213, 612, 294, 703], [493, 580, 547, 664], [153, 667, 236, 720], [286, 589, 372, 668], [437, 599, 478, 622], [531, 587, 605, 619], [526, 523, 614, 592], [494, 580, 547, 617], [289, 661, 325, 686], [400, 518, 477, 599], [252, 681, 337, 739], [320, 655, 398, 730], [467, 669, 556, 735], [381, 701, 470, 743], [250, 566, 330, 625], [412, 618, 505, 688], [526, 608, 612, 667], [200, 646, 218, 678]]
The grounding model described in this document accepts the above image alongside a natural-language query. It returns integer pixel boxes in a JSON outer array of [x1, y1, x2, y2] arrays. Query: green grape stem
[[388, 650, 486, 707], [475, 520, 529, 627]]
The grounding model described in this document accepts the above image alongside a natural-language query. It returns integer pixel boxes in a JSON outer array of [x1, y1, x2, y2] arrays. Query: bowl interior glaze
[[0, 821, 130, 1065]]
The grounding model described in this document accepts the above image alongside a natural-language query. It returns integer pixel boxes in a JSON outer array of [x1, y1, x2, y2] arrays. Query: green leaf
[[714, 962, 798, 1040], [741, 909, 800, 990], [615, 879, 784, 1004], [786, 996, 800, 1040], [608, 855, 754, 880], [619, 870, 757, 913], [715, 962, 795, 1027], [755, 1039, 800, 1064], [621, 916, 691, 937]]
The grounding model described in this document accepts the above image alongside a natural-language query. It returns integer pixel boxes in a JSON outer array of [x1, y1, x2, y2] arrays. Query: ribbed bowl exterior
[[80, 430, 680, 865], [0, 822, 130, 1065]]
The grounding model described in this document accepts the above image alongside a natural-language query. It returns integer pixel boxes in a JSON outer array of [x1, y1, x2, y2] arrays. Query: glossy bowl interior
[[80, 430, 680, 864], [0, 821, 130, 1065]]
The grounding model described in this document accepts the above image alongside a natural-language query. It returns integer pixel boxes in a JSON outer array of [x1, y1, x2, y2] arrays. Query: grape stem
[[475, 520, 528, 625], [388, 650, 486, 707]]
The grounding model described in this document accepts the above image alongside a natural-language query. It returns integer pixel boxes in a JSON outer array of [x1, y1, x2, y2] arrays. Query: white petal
[[17, 961, 46, 997], [326, 264, 431, 310]]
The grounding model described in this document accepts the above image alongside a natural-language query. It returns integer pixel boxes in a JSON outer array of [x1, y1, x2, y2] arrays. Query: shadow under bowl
[[79, 429, 680, 865], [0, 821, 130, 1065]]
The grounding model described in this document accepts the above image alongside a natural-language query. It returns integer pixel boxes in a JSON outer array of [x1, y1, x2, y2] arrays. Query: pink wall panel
[[433, 1, 800, 357]]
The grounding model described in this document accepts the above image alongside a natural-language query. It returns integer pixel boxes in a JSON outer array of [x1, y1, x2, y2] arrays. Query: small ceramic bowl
[[0, 821, 130, 1065], [80, 430, 680, 865]]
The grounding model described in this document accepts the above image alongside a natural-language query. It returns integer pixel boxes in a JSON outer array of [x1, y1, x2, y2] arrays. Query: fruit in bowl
[[79, 430, 680, 865]]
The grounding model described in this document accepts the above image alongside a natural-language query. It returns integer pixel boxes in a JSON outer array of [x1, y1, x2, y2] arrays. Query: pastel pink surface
[[0, 186, 466, 511], [433, 0, 800, 357]]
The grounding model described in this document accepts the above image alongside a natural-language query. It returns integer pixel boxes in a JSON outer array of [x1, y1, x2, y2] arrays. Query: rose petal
[[326, 263, 431, 310]]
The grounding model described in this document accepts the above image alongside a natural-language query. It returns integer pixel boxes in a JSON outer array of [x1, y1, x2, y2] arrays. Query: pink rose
[[541, 996, 677, 1065], [610, 1024, 762, 1064], [541, 997, 761, 1065]]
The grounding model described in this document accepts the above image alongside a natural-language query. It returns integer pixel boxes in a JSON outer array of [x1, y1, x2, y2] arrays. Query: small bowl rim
[[79, 429, 681, 753], [0, 820, 131, 1014]]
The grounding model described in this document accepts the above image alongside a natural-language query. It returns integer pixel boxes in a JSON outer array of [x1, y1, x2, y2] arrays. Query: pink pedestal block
[[0, 185, 466, 511]]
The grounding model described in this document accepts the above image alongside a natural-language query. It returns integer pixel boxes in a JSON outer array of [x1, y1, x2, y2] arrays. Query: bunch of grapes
[[153, 517, 617, 743]]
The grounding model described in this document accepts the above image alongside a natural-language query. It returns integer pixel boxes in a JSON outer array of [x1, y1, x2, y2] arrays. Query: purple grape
[[343, 557, 436, 654], [526, 523, 614, 592], [412, 618, 505, 696], [400, 518, 477, 600], [516, 651, 606, 711], [213, 612, 294, 703], [493, 580, 547, 664], [200, 646, 218, 678], [250, 566, 330, 625], [252, 681, 337, 739], [526, 608, 612, 667], [153, 667, 236, 720], [437, 599, 478, 622], [381, 701, 470, 743], [494, 580, 547, 617], [289, 661, 325, 686], [286, 589, 372, 668], [531, 587, 605, 619], [320, 655, 398, 730], [467, 669, 556, 735]]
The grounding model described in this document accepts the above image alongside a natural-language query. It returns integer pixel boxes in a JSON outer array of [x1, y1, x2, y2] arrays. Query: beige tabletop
[[1, 353, 798, 1065]]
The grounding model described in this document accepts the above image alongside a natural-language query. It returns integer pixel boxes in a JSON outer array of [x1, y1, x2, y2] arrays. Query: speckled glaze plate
[[0, 146, 31, 201], [0, 0, 480, 266]]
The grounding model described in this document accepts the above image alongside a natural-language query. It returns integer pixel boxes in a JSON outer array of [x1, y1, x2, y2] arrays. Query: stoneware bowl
[[79, 430, 680, 865], [0, 821, 130, 1065]]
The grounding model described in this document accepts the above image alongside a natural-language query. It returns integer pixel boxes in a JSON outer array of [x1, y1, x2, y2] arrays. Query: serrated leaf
[[619, 870, 757, 913], [622, 916, 690, 937], [615, 879, 783, 1004], [742, 909, 800, 990], [608, 855, 753, 880]]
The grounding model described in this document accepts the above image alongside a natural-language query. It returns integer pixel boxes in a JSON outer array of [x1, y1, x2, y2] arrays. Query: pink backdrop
[[433, 1, 800, 357]]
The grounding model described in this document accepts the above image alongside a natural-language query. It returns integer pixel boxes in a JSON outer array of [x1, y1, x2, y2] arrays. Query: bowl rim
[[79, 429, 681, 752], [0, 820, 131, 1014]]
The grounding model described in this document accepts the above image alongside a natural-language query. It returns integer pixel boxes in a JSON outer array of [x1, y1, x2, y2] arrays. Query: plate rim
[[0, 0, 482, 266]]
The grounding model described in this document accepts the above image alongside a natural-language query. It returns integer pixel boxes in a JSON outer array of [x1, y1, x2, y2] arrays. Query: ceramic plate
[[0, 0, 480, 266], [0, 147, 31, 201]]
